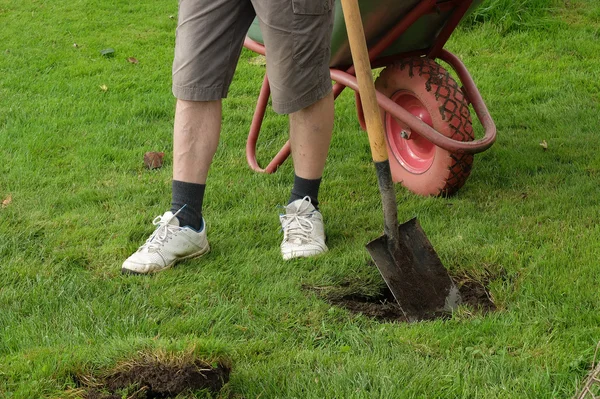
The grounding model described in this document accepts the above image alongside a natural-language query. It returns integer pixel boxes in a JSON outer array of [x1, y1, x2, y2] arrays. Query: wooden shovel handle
[[340, 0, 388, 163]]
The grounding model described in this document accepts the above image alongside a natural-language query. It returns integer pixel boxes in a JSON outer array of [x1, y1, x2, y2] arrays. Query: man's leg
[[253, 0, 335, 259], [121, 100, 220, 275], [122, 0, 255, 274]]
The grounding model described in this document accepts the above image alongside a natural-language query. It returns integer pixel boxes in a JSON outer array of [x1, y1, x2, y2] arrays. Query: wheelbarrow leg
[[247, 71, 345, 174], [246, 74, 291, 173]]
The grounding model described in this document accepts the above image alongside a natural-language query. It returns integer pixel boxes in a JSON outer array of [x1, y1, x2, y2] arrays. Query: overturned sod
[[72, 354, 230, 399]]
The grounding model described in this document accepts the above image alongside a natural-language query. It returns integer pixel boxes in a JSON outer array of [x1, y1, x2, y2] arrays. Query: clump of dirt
[[310, 273, 497, 323], [74, 357, 230, 399], [143, 151, 164, 170]]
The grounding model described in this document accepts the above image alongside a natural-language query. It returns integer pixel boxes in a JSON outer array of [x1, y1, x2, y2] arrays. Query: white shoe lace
[[281, 197, 315, 244], [139, 207, 185, 252]]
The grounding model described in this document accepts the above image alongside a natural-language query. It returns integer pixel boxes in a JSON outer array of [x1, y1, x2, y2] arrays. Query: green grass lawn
[[2, 0, 600, 398]]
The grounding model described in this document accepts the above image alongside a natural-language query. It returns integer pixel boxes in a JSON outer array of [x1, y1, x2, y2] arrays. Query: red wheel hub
[[386, 91, 435, 174]]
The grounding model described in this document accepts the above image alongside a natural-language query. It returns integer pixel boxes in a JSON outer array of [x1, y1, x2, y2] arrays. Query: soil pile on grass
[[75, 357, 230, 399]]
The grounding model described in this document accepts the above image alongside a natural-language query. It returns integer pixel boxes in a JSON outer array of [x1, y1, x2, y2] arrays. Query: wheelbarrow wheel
[[374, 57, 475, 197]]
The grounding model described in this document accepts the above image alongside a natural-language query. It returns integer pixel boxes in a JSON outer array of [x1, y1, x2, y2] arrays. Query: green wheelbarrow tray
[[247, 0, 483, 68]]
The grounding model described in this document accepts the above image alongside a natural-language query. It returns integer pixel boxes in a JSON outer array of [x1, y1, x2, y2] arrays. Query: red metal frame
[[244, 0, 496, 173]]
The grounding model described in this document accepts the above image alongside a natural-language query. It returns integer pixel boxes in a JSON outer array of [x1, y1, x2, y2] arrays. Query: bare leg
[[173, 99, 222, 184], [288, 91, 334, 179]]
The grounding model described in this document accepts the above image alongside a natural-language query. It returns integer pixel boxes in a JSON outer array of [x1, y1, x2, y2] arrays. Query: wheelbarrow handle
[[329, 65, 497, 155]]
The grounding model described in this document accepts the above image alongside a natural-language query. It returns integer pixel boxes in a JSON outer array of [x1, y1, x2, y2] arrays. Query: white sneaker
[[280, 197, 328, 260], [122, 211, 209, 274]]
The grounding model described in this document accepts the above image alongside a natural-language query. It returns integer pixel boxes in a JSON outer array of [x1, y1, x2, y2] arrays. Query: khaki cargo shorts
[[172, 0, 335, 114]]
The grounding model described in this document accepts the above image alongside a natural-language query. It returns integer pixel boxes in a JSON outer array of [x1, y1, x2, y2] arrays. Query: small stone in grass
[[144, 152, 165, 170]]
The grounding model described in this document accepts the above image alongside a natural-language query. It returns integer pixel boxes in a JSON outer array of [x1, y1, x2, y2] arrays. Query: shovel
[[340, 0, 460, 320]]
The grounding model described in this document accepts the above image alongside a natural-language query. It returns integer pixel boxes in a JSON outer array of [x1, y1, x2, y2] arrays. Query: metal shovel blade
[[366, 218, 460, 320]]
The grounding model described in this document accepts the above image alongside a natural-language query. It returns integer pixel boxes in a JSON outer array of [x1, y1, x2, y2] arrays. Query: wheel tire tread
[[377, 57, 475, 197]]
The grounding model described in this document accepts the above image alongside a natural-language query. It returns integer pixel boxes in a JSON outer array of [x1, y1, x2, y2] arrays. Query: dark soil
[[328, 289, 411, 322], [316, 275, 496, 323], [74, 359, 230, 399], [455, 278, 496, 313]]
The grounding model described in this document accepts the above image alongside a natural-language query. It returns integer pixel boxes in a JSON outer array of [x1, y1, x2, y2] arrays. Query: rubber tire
[[374, 57, 475, 197]]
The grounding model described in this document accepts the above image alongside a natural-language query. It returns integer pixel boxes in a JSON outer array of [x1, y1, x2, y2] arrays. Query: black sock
[[288, 175, 322, 209], [171, 180, 205, 230]]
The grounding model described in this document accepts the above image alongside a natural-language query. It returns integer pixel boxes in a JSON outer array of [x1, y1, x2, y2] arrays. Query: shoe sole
[[121, 244, 210, 275], [282, 247, 328, 261]]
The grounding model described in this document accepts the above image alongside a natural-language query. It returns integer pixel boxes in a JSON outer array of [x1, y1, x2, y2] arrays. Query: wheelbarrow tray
[[246, 0, 483, 68]]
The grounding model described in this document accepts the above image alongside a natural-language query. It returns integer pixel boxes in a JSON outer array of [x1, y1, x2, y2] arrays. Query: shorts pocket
[[292, 0, 332, 15], [291, 0, 333, 66]]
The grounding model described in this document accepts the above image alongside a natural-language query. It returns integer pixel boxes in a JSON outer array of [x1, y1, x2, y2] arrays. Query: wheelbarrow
[[243, 0, 496, 197]]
